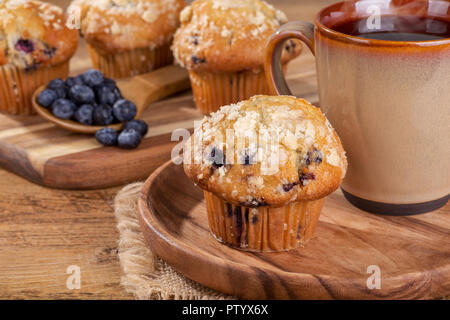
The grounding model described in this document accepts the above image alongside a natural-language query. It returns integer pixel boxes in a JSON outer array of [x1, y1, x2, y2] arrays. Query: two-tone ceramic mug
[[265, 0, 449, 215]]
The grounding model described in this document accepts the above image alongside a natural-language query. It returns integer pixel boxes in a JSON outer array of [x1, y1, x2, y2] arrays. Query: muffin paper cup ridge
[[189, 66, 287, 115], [0, 62, 69, 115], [87, 44, 173, 79], [204, 191, 324, 252]]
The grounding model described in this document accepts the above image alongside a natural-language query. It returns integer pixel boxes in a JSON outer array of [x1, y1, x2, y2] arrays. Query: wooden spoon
[[32, 64, 190, 134]]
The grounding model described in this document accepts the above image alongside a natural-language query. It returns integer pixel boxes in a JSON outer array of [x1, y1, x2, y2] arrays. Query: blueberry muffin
[[172, 0, 302, 114], [69, 0, 185, 78], [0, 0, 78, 115], [183, 95, 347, 252]]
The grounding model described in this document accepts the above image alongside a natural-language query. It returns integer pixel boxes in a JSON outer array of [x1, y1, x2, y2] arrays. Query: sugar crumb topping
[[190, 95, 346, 187], [73, 0, 182, 33], [0, 0, 65, 29]]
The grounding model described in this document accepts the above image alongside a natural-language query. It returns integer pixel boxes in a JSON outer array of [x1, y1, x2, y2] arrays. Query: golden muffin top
[[69, 0, 185, 53], [0, 0, 78, 69], [183, 95, 347, 207], [172, 0, 301, 72]]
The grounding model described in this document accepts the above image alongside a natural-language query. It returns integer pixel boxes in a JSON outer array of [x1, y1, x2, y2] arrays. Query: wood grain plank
[[0, 140, 44, 185], [0, 167, 131, 299]]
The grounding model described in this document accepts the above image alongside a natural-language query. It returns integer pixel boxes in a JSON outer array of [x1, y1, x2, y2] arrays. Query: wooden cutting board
[[0, 54, 317, 190]]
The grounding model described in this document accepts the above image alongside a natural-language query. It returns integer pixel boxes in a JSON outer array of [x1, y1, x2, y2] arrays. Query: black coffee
[[332, 15, 450, 41]]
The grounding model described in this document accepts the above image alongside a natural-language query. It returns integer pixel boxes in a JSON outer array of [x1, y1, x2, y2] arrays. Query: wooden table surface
[[0, 0, 340, 299]]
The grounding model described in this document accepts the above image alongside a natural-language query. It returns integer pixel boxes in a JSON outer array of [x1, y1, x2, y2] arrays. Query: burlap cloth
[[114, 182, 233, 300]]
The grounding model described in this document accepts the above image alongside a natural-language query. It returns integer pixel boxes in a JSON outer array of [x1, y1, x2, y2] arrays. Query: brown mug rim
[[314, 0, 450, 47]]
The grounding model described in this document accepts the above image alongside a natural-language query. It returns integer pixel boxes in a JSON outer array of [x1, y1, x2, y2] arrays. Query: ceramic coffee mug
[[265, 0, 450, 215]]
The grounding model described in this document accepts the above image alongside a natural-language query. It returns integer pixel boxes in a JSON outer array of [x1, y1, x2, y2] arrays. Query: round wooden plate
[[138, 160, 450, 299]]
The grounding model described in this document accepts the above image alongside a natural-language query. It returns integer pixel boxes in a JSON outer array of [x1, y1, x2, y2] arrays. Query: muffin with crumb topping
[[172, 0, 301, 114], [69, 0, 185, 78], [183, 95, 347, 252], [0, 0, 78, 115]]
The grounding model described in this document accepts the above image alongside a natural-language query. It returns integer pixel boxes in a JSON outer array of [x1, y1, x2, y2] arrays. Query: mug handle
[[265, 21, 315, 95]]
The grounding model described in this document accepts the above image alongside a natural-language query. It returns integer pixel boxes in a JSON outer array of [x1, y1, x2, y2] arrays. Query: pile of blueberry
[[37, 69, 148, 149]]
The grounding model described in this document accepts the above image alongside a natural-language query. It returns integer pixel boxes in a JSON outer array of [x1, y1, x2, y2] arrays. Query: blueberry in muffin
[[172, 0, 302, 114]]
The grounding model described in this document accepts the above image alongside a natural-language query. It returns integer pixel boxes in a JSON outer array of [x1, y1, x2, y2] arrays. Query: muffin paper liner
[[189, 68, 279, 115], [188, 65, 289, 114], [0, 62, 69, 115], [87, 44, 173, 79], [204, 191, 324, 252]]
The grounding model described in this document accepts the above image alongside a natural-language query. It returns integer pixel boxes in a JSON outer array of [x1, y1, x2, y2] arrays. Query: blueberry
[[299, 172, 315, 185], [82, 69, 104, 87], [95, 128, 118, 146], [65, 77, 76, 87], [51, 99, 76, 120], [209, 147, 224, 168], [55, 86, 68, 99], [305, 148, 323, 166], [93, 104, 114, 126], [241, 150, 255, 165], [118, 129, 142, 149], [282, 182, 299, 192], [15, 39, 34, 53], [112, 99, 137, 122], [103, 78, 122, 99], [191, 35, 200, 45], [69, 85, 95, 104], [43, 45, 56, 58], [25, 61, 39, 72], [94, 85, 118, 105], [191, 55, 206, 64], [112, 87, 122, 100], [103, 78, 117, 88], [123, 120, 148, 136], [65, 76, 84, 87], [47, 78, 67, 98], [47, 78, 65, 90], [37, 89, 57, 108], [75, 74, 86, 85], [74, 104, 94, 125]]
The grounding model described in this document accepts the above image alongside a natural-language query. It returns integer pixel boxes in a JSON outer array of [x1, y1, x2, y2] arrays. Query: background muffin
[[184, 95, 347, 252], [0, 0, 78, 115], [70, 0, 185, 78], [172, 0, 302, 114]]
